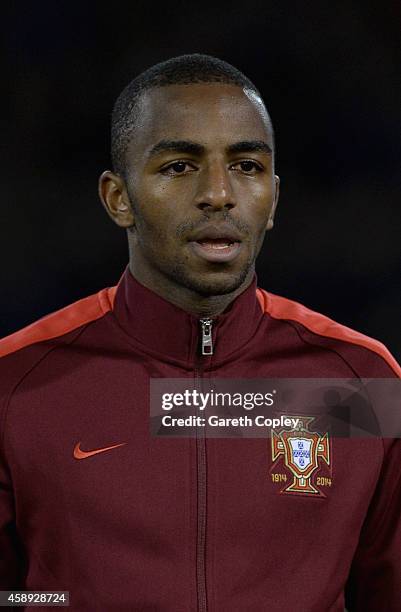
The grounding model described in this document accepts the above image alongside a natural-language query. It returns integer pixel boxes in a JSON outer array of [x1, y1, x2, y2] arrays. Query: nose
[[194, 161, 236, 212]]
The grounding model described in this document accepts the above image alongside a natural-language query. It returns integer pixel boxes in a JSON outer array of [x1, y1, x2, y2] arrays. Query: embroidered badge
[[270, 416, 331, 497]]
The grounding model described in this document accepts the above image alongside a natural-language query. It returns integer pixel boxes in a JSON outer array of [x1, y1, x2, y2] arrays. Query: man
[[0, 54, 400, 611]]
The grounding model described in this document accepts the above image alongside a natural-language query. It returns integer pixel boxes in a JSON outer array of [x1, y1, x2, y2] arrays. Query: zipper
[[200, 318, 213, 356], [195, 318, 213, 611]]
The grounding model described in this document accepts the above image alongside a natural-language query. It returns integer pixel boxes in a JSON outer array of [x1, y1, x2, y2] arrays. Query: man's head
[[99, 54, 279, 307]]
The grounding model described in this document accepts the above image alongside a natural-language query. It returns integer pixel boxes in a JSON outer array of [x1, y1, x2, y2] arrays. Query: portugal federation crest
[[271, 416, 331, 496]]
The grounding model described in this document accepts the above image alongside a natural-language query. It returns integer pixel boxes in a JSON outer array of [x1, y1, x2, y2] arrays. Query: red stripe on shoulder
[[256, 288, 401, 377], [0, 286, 118, 359]]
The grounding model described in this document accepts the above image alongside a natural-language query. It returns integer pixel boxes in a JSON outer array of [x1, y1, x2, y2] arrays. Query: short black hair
[[111, 54, 273, 176]]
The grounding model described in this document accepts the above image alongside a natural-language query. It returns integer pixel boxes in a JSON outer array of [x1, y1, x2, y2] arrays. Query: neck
[[128, 260, 254, 318]]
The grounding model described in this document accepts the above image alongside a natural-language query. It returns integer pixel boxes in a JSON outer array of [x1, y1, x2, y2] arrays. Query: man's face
[[121, 83, 278, 296]]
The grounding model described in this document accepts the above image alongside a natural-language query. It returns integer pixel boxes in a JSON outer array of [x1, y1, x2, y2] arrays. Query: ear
[[98, 171, 135, 228], [266, 175, 280, 231]]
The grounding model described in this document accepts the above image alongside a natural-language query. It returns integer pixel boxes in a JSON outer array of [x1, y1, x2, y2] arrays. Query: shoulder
[[0, 285, 117, 398], [256, 287, 401, 377], [0, 286, 117, 359]]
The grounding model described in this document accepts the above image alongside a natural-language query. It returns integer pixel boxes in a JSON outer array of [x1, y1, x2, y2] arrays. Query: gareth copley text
[[162, 415, 301, 429], [161, 389, 276, 411]]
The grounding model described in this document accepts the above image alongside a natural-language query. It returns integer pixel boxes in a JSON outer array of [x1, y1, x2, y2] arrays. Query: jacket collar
[[112, 265, 264, 366]]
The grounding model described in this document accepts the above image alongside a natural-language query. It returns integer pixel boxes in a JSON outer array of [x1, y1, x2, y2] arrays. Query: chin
[[172, 265, 253, 297]]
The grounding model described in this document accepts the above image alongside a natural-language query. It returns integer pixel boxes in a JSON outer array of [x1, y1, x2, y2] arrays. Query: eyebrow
[[147, 139, 272, 158], [148, 140, 205, 157], [227, 140, 272, 155]]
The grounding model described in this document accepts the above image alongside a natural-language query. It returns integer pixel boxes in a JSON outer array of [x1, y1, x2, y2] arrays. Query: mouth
[[188, 227, 243, 263]]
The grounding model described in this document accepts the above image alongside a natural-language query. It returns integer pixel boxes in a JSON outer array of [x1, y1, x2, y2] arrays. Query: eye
[[161, 161, 197, 175], [231, 160, 264, 174]]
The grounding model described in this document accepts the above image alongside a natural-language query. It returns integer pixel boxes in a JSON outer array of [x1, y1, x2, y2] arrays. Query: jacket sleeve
[[0, 342, 53, 590], [345, 438, 401, 610], [0, 445, 25, 589], [0, 357, 27, 589]]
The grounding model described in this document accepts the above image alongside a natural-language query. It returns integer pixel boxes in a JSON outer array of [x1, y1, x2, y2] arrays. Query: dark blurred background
[[2, 1, 400, 359]]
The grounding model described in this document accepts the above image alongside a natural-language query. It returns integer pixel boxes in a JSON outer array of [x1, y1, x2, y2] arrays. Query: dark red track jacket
[[1, 266, 400, 611]]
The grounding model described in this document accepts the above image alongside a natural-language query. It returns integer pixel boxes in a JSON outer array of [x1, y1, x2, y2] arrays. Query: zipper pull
[[200, 318, 213, 356]]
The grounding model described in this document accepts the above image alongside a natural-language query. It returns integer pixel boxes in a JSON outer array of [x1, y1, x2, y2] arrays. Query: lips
[[188, 224, 243, 244], [188, 224, 243, 263]]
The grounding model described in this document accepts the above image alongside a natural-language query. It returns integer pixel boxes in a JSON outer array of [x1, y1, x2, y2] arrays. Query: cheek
[[134, 202, 182, 256], [239, 193, 274, 232], [235, 176, 274, 218], [136, 180, 192, 229], [135, 183, 197, 248]]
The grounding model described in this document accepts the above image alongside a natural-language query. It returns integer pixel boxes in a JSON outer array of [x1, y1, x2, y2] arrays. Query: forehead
[[129, 83, 272, 156]]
